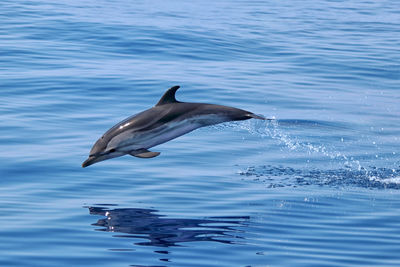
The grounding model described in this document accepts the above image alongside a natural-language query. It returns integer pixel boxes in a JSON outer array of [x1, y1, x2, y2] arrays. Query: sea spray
[[234, 119, 400, 188]]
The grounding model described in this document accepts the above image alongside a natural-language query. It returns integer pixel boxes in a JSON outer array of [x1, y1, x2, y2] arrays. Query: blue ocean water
[[1, 0, 400, 266]]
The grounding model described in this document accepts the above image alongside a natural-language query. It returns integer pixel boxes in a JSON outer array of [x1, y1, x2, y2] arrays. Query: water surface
[[1, 0, 400, 266]]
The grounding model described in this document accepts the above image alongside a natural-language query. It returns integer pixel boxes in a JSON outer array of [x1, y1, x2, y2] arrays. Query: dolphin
[[82, 86, 267, 167]]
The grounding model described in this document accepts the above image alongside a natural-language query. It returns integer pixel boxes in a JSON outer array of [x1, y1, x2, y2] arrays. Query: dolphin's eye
[[109, 149, 116, 153]]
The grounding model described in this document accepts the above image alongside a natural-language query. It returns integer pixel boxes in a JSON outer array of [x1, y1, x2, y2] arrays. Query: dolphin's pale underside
[[82, 86, 267, 167]]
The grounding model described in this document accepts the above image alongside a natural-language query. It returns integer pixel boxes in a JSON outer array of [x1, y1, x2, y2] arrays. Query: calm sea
[[1, 0, 400, 266]]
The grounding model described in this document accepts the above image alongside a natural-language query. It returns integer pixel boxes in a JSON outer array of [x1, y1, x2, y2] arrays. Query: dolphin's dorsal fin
[[156, 85, 180, 106]]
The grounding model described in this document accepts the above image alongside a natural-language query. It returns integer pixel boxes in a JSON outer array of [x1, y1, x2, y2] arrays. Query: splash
[[238, 118, 362, 170], [238, 165, 400, 189], [235, 119, 400, 189]]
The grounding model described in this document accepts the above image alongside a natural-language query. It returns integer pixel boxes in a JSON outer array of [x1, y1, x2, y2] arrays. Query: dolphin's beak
[[82, 150, 125, 168], [82, 156, 96, 168]]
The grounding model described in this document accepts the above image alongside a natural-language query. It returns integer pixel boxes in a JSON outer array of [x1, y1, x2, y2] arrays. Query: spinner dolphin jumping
[[82, 86, 268, 167]]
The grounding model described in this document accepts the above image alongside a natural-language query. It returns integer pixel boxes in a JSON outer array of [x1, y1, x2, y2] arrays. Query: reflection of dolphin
[[88, 206, 249, 247], [82, 85, 267, 167]]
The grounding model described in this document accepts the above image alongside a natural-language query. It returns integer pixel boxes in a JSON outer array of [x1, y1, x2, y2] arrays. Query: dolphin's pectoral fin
[[130, 149, 161, 158], [156, 85, 180, 106], [134, 151, 161, 158]]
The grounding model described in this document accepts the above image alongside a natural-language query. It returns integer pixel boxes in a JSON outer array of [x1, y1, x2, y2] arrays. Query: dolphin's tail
[[248, 113, 272, 120]]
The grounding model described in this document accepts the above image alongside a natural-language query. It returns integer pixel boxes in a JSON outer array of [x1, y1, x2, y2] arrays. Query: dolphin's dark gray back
[[103, 86, 259, 139]]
